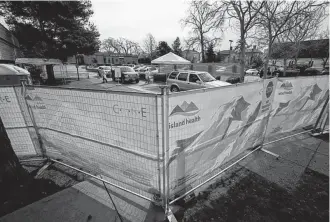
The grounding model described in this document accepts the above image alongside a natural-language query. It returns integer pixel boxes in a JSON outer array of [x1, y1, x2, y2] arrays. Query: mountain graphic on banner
[[25, 95, 33, 100], [170, 105, 184, 116], [34, 95, 43, 101], [270, 83, 324, 133], [181, 101, 189, 111], [313, 89, 329, 111], [185, 102, 199, 112], [170, 101, 199, 116], [240, 101, 262, 136], [274, 101, 290, 116], [276, 83, 322, 116], [280, 81, 293, 89], [185, 96, 251, 151]]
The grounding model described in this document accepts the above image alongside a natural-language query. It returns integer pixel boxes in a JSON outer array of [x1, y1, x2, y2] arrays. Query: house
[[182, 49, 201, 63], [219, 45, 262, 64], [218, 50, 237, 63], [67, 52, 139, 65], [0, 23, 21, 63], [245, 47, 263, 65], [270, 39, 329, 68]]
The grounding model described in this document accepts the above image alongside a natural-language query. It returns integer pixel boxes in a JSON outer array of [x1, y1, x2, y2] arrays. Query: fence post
[[21, 81, 45, 158], [312, 95, 329, 134], [160, 85, 170, 219]]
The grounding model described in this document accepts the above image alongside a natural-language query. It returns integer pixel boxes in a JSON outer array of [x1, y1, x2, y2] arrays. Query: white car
[[167, 71, 231, 92], [97, 66, 112, 77], [216, 66, 226, 72], [245, 69, 259, 75]]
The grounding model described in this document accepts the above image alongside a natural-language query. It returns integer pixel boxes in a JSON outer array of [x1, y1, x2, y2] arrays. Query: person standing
[[102, 70, 108, 83]]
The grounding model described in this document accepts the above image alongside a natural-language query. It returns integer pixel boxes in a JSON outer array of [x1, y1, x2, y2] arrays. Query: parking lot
[[58, 71, 165, 94]]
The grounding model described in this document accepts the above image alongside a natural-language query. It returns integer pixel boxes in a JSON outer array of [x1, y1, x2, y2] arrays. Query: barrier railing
[[0, 75, 328, 221]]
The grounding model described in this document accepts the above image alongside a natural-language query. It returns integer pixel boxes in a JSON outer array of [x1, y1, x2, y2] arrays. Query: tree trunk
[[201, 33, 205, 63], [283, 58, 287, 77], [240, 34, 246, 83], [264, 40, 271, 79], [46, 65, 56, 85], [0, 117, 27, 189]]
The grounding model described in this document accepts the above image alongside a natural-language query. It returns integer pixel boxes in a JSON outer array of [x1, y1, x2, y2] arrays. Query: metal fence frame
[[1, 75, 328, 221]]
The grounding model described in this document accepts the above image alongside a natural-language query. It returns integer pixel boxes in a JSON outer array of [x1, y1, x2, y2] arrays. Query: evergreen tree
[[156, 41, 172, 57], [1, 1, 100, 83], [206, 43, 215, 62], [172, 37, 182, 56]]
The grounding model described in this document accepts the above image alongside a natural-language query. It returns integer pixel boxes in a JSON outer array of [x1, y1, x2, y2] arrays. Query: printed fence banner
[[167, 80, 272, 197], [24, 87, 160, 198], [265, 76, 329, 138], [0, 87, 36, 156]]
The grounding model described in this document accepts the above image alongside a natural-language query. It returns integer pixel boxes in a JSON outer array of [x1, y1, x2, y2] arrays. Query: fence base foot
[[310, 129, 329, 137], [260, 148, 279, 159], [34, 161, 52, 179], [166, 208, 178, 222]]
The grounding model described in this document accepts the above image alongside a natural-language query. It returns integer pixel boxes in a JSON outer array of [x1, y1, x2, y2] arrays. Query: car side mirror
[[196, 80, 202, 84]]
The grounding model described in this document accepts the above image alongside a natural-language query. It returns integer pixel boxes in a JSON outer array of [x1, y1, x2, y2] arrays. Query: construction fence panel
[[24, 86, 160, 199], [265, 75, 329, 140], [0, 86, 37, 156], [167, 79, 275, 198]]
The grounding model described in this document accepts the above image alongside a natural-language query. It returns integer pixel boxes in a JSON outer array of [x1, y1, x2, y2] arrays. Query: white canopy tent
[[151, 52, 191, 65]]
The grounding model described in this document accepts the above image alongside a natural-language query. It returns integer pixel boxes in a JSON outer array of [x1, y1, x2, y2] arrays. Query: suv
[[167, 71, 231, 92], [117, 66, 139, 83]]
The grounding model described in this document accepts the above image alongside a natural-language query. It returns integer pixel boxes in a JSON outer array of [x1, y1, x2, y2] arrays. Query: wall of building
[[0, 24, 20, 62]]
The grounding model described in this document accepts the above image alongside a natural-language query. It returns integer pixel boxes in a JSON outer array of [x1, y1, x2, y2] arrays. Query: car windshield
[[198, 72, 215, 82], [120, 67, 134, 72]]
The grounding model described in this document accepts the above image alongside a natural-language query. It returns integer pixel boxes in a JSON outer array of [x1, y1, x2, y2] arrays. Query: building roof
[[219, 50, 232, 55], [15, 58, 62, 65], [246, 49, 262, 54], [182, 49, 200, 54], [94, 52, 138, 57], [151, 52, 191, 65]]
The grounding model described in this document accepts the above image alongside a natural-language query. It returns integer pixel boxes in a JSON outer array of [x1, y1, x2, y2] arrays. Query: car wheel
[[171, 86, 179, 92], [136, 79, 139, 83]]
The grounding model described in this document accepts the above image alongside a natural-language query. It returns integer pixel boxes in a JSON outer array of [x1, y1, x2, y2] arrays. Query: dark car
[[302, 67, 323, 76]]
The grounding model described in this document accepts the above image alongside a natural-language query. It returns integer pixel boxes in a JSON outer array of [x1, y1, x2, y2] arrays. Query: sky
[[1, 0, 328, 52], [90, 0, 238, 51]]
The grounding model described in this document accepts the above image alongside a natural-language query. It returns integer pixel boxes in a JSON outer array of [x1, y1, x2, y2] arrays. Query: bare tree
[[182, 0, 223, 62], [101, 37, 142, 56], [101, 37, 121, 54], [255, 0, 328, 78], [143, 33, 157, 59], [214, 1, 265, 82], [277, 4, 328, 69], [131, 42, 143, 57]]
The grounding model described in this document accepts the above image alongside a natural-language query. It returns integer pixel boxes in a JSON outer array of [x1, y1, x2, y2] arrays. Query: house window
[[112, 58, 114, 64], [103, 58, 106, 64]]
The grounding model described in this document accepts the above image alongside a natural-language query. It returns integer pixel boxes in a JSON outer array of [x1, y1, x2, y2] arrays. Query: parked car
[[167, 71, 231, 92], [116, 66, 139, 83], [302, 67, 329, 76], [139, 67, 158, 79], [97, 66, 112, 77], [245, 69, 259, 75], [321, 67, 329, 75]]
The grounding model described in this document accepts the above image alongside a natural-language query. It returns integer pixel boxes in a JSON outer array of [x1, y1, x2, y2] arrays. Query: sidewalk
[[0, 131, 328, 222]]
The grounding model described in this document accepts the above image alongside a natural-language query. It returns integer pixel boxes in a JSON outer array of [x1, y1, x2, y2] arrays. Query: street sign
[[115, 68, 121, 78]]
